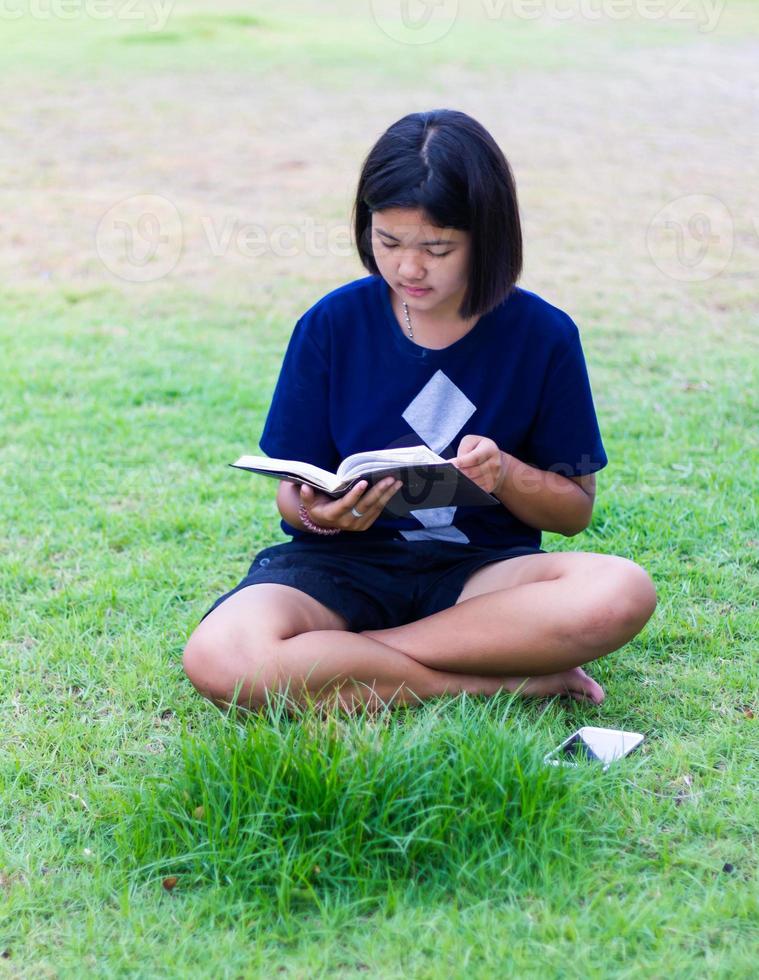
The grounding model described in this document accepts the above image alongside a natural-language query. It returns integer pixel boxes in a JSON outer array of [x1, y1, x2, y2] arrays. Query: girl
[[183, 109, 657, 712]]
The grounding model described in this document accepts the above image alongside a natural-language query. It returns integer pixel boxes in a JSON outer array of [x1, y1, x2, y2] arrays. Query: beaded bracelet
[[298, 501, 342, 535]]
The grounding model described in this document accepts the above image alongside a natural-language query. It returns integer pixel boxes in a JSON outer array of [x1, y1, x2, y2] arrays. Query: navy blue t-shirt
[[258, 274, 607, 549]]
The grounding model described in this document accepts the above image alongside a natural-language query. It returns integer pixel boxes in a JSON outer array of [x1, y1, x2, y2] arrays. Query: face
[[370, 207, 471, 320]]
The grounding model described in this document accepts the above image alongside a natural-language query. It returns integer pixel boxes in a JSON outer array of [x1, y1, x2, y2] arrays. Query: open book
[[230, 444, 500, 517]]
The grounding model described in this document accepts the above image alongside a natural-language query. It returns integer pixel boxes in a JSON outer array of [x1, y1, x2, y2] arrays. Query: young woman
[[183, 109, 657, 712]]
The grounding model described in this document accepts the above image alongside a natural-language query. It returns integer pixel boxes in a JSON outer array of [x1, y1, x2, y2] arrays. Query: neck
[[396, 294, 480, 349], [394, 291, 473, 330]]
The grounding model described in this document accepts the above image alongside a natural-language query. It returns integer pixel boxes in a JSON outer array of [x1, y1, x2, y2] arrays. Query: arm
[[276, 480, 310, 531], [506, 320, 606, 532], [493, 451, 595, 537], [452, 436, 596, 538]]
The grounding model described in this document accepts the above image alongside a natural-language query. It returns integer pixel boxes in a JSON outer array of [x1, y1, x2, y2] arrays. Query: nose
[[398, 250, 426, 282]]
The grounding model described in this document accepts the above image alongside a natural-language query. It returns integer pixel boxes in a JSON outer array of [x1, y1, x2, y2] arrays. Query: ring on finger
[[351, 506, 364, 518]]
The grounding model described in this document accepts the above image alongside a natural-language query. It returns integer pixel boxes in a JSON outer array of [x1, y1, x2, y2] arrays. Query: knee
[[182, 629, 277, 707], [621, 561, 658, 627], [582, 558, 657, 647], [182, 635, 219, 699]]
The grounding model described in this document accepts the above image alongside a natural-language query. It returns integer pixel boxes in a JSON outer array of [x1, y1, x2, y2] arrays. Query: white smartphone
[[544, 726, 645, 771]]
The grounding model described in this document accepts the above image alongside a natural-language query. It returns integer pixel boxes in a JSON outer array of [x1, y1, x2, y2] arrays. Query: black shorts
[[200, 537, 546, 633]]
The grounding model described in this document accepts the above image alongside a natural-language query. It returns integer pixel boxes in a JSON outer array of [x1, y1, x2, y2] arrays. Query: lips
[[402, 285, 431, 294]]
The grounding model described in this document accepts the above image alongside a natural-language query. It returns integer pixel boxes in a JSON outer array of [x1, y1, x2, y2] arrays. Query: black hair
[[352, 109, 523, 319]]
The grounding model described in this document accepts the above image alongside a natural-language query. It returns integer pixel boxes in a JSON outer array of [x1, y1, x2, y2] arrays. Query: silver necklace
[[402, 301, 414, 339]]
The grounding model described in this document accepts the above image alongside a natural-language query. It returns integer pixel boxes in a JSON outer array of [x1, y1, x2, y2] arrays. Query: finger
[[461, 457, 492, 472], [300, 483, 325, 505], [345, 480, 369, 504], [325, 481, 369, 516], [301, 482, 332, 501], [356, 476, 400, 510], [352, 478, 402, 525], [454, 454, 480, 470], [302, 483, 337, 508], [364, 476, 401, 504]]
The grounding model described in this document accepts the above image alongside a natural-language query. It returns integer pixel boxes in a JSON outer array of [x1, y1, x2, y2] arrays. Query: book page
[[336, 444, 446, 480], [231, 455, 339, 492]]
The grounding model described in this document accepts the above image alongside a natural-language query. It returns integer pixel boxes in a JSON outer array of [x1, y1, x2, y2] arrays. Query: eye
[[380, 241, 452, 257]]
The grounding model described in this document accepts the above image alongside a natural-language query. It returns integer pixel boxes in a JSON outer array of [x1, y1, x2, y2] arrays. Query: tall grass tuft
[[110, 692, 624, 918]]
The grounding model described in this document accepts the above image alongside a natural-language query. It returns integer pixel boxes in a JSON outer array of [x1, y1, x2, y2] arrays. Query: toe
[[587, 680, 605, 704], [573, 667, 605, 705]]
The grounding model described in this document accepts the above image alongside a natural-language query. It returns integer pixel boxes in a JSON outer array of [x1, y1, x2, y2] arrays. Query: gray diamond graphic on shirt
[[400, 506, 470, 543], [400, 525, 471, 543], [402, 369, 476, 455], [400, 371, 476, 543], [411, 506, 458, 528]]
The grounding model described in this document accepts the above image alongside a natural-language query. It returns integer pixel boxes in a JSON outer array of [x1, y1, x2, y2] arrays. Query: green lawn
[[1, 2, 758, 976], [3, 1, 756, 80]]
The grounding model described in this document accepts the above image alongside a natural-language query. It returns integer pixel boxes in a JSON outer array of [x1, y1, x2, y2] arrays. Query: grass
[[2, 0, 758, 82], [109, 693, 623, 917]]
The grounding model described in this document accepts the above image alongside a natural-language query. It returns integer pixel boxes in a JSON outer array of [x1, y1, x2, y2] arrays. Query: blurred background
[[3, 0, 757, 316]]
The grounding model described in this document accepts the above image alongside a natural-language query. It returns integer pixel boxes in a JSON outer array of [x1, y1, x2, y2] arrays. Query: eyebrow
[[375, 227, 458, 246]]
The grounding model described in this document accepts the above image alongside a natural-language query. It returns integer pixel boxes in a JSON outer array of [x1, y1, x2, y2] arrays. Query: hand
[[299, 477, 402, 531], [450, 435, 507, 495]]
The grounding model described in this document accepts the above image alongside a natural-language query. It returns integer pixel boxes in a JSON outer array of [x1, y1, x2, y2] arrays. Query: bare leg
[[183, 584, 591, 715], [258, 631, 589, 712], [361, 552, 657, 680]]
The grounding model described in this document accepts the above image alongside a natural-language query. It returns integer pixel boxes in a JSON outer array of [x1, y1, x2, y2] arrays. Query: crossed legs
[[361, 551, 657, 705], [183, 551, 657, 711]]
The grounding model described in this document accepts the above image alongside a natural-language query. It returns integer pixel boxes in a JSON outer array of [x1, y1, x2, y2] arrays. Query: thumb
[[457, 434, 480, 457], [300, 483, 314, 500]]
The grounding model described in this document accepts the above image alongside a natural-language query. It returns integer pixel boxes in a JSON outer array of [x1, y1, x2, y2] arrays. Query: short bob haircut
[[352, 109, 522, 320]]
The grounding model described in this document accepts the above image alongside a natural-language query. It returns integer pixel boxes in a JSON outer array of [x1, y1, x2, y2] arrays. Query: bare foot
[[502, 666, 605, 704]]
